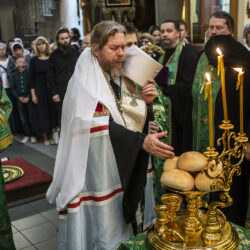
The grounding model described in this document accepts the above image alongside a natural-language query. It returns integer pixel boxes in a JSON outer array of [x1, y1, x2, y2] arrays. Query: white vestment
[[46, 48, 155, 249]]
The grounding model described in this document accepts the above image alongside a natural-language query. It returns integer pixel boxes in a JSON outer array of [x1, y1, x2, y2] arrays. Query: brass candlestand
[[147, 120, 248, 249]]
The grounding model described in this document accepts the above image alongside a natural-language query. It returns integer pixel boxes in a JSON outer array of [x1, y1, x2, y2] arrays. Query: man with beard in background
[[47, 27, 80, 142]]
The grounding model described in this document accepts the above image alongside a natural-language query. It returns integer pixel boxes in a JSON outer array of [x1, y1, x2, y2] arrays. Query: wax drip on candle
[[216, 47, 228, 121], [234, 67, 243, 90], [205, 73, 211, 100], [233, 67, 244, 135], [205, 72, 213, 149]]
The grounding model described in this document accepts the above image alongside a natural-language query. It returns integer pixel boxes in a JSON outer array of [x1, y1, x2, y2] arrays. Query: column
[[60, 0, 83, 36]]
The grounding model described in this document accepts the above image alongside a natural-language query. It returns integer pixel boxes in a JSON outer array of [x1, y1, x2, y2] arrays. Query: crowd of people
[[0, 27, 92, 146], [0, 19, 192, 148], [0, 10, 250, 250], [1, 19, 248, 148]]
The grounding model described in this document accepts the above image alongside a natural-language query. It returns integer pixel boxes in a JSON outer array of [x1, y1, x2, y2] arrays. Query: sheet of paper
[[123, 45, 163, 86]]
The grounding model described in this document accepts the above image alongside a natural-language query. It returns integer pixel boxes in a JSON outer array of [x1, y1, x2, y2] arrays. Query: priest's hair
[[91, 21, 126, 50]]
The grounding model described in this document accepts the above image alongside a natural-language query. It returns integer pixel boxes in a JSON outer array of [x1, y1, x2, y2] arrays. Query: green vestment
[[153, 42, 183, 205], [0, 85, 15, 249], [192, 52, 221, 153]]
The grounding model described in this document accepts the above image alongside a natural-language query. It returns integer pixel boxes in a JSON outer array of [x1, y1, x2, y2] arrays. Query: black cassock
[[108, 80, 150, 225], [161, 45, 198, 155]]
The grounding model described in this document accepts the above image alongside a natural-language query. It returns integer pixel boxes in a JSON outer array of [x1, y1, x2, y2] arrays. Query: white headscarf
[[11, 42, 24, 52], [0, 42, 7, 48], [14, 37, 23, 45], [46, 48, 125, 211]]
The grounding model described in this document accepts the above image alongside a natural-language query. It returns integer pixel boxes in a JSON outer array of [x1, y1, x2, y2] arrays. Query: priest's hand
[[142, 131, 175, 159], [141, 80, 157, 104], [245, 143, 250, 161]]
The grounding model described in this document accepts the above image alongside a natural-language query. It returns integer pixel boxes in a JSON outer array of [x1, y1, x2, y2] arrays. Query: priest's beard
[[110, 67, 123, 81], [59, 43, 72, 55]]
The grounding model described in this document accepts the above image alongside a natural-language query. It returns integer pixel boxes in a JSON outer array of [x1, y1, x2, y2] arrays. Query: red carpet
[[3, 158, 52, 207]]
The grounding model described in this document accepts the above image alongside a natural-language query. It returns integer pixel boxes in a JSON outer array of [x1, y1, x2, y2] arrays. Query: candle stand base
[[147, 219, 239, 250], [147, 192, 240, 250]]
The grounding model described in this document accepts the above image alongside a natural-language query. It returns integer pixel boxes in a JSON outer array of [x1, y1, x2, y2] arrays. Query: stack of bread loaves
[[161, 151, 222, 192]]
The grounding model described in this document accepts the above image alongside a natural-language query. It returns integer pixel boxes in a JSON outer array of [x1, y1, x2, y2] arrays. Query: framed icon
[[105, 0, 132, 7]]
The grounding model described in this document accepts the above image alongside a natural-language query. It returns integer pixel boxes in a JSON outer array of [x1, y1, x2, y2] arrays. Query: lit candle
[[234, 68, 245, 135], [217, 48, 228, 121], [205, 73, 213, 149]]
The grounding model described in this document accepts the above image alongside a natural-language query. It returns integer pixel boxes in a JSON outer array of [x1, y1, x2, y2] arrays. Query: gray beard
[[110, 67, 124, 81]]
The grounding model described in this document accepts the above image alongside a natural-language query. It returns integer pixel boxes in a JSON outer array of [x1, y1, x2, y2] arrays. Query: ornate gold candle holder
[[141, 44, 165, 57], [147, 120, 248, 249]]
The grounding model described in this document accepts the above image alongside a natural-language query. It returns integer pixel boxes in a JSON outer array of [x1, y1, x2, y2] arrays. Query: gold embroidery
[[102, 71, 147, 132], [121, 78, 147, 132], [203, 116, 209, 125], [0, 134, 13, 150], [200, 81, 206, 95], [0, 114, 7, 123], [93, 104, 110, 117]]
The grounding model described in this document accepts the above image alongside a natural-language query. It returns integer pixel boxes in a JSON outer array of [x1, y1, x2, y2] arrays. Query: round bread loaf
[[177, 151, 207, 172], [195, 161, 223, 192], [161, 169, 195, 191], [195, 172, 222, 192], [163, 156, 179, 171]]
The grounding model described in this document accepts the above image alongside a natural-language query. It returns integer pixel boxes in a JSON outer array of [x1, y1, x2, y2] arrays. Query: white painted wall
[[237, 0, 250, 43], [0, 0, 15, 41], [60, 0, 83, 39]]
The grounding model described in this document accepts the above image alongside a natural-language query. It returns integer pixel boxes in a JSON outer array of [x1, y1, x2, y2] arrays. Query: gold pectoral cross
[[130, 97, 138, 107]]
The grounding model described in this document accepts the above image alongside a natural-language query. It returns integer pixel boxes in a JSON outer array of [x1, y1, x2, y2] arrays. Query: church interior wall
[[39, 1, 61, 42], [154, 0, 184, 25], [0, 0, 16, 42], [237, 0, 250, 43], [1, 0, 249, 45]]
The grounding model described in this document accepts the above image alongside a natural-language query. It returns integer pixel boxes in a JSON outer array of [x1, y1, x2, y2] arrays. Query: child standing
[[11, 57, 37, 143]]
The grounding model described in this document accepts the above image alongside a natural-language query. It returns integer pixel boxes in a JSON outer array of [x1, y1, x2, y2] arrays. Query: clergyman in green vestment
[[152, 20, 198, 204], [0, 75, 15, 249]]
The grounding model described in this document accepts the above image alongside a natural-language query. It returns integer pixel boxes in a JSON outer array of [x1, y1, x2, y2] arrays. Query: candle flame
[[233, 68, 242, 73], [206, 73, 211, 82], [216, 48, 222, 56]]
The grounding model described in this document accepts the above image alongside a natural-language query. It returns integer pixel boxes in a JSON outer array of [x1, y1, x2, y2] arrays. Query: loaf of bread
[[177, 151, 207, 172], [195, 161, 223, 192], [163, 156, 179, 171], [161, 169, 195, 191]]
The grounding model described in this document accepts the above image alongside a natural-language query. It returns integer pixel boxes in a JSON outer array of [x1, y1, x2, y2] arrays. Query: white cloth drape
[[46, 48, 124, 211]]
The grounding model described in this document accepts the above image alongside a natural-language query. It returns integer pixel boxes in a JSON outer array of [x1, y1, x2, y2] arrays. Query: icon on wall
[[105, 0, 132, 7]]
